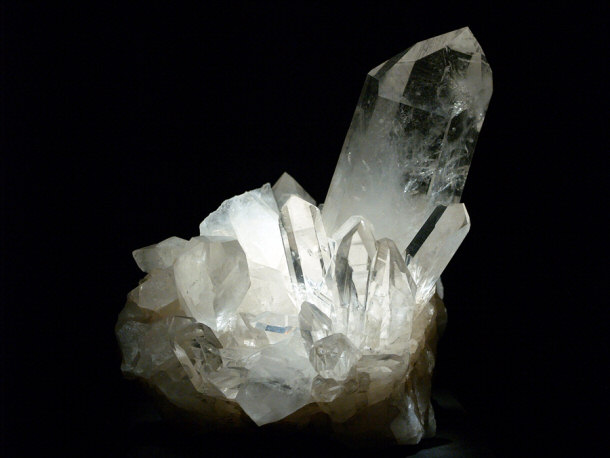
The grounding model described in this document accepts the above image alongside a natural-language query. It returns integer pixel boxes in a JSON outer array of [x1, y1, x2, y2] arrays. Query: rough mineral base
[[116, 27, 492, 444]]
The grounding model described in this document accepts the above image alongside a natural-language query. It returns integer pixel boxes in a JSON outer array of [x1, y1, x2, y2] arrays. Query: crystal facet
[[322, 27, 491, 252], [116, 28, 491, 445]]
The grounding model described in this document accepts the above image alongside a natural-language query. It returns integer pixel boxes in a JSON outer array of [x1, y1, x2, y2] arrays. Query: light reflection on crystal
[[116, 27, 491, 444]]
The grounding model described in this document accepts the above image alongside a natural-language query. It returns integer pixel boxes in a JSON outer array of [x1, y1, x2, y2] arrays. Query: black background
[[2, 1, 608, 456]]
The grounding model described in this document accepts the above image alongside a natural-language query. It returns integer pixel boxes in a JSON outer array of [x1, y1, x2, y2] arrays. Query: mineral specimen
[[116, 27, 492, 444]]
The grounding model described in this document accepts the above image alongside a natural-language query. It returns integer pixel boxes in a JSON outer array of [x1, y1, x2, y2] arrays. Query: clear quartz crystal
[[116, 27, 491, 444], [322, 27, 491, 252]]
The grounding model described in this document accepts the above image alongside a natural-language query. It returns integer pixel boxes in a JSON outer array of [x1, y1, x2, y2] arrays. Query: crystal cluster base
[[116, 27, 491, 445]]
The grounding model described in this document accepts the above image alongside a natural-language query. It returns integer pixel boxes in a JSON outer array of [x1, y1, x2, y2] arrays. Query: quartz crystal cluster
[[116, 27, 492, 444]]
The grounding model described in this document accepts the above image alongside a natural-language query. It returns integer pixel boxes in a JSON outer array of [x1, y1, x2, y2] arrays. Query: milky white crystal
[[116, 27, 491, 444]]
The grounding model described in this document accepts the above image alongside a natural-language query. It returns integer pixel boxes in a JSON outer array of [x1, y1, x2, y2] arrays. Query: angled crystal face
[[133, 236, 188, 273], [272, 172, 316, 209], [227, 313, 270, 348], [322, 27, 491, 251], [169, 316, 223, 395], [116, 311, 177, 379], [199, 184, 288, 274], [309, 333, 360, 381], [311, 375, 349, 404], [357, 353, 408, 405], [237, 265, 297, 317], [133, 268, 178, 312], [298, 301, 333, 347], [235, 337, 316, 425], [323, 216, 377, 345], [174, 236, 250, 331], [330, 216, 376, 305]]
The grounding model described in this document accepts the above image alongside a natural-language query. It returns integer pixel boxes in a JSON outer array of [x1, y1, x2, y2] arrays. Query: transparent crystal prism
[[279, 195, 334, 316], [322, 27, 491, 251], [364, 238, 416, 351]]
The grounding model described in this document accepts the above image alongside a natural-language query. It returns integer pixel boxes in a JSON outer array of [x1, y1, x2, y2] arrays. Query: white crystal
[[116, 28, 491, 445], [133, 236, 188, 273], [135, 268, 178, 312]]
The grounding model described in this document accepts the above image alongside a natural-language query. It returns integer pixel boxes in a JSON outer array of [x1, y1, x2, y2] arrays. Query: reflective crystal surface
[[322, 27, 491, 251], [116, 28, 491, 445]]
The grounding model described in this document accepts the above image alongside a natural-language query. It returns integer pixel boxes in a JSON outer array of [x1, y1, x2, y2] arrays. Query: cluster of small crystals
[[116, 27, 491, 444]]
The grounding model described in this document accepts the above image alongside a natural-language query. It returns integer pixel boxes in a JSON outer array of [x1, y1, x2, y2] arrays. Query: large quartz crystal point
[[322, 27, 492, 251]]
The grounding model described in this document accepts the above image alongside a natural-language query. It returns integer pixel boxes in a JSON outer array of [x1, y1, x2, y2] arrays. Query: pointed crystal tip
[[370, 27, 486, 77]]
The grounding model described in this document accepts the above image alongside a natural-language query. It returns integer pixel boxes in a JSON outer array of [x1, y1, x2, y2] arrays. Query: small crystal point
[[133, 236, 188, 273], [331, 216, 376, 305], [272, 172, 316, 208], [299, 301, 333, 346], [364, 238, 416, 350], [309, 333, 359, 381], [322, 27, 491, 251]]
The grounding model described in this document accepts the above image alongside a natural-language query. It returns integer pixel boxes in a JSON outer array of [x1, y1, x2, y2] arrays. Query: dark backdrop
[[2, 1, 607, 456]]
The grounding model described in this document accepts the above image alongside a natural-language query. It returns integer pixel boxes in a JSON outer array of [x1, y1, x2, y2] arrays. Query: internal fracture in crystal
[[322, 27, 491, 251], [116, 27, 492, 444]]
